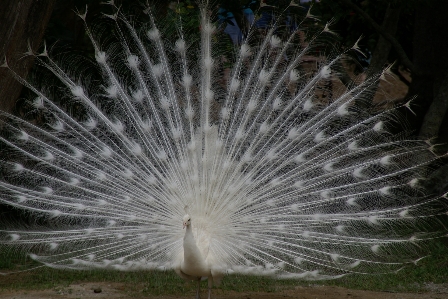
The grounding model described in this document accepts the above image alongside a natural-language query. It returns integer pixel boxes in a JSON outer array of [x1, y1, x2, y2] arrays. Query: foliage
[[315, 0, 415, 64]]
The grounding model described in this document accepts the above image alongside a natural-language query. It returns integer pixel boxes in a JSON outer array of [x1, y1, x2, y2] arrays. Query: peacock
[[0, 1, 446, 298]]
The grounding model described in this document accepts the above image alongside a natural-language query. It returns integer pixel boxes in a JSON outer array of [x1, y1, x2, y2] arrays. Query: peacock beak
[[183, 222, 186, 229]]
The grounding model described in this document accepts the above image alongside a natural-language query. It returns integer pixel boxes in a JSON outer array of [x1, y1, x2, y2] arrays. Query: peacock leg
[[196, 277, 201, 299], [207, 277, 213, 299]]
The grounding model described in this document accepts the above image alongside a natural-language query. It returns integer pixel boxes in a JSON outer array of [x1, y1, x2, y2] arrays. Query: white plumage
[[176, 214, 223, 299], [0, 1, 445, 298]]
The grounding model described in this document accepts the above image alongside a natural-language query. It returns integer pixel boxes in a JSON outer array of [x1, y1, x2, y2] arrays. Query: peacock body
[[0, 1, 445, 297]]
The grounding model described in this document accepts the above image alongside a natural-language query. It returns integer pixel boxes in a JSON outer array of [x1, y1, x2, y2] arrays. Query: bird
[[0, 1, 445, 298], [175, 211, 223, 299]]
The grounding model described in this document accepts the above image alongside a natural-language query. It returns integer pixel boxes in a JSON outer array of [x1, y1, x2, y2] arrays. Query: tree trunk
[[419, 73, 448, 140], [367, 4, 402, 77], [0, 0, 55, 114], [355, 3, 402, 109], [407, 0, 448, 141]]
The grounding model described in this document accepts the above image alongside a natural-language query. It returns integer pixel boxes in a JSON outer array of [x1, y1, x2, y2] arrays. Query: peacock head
[[182, 214, 191, 229]]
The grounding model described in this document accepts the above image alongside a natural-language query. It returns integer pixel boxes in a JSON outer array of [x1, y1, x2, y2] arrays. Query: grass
[[0, 239, 447, 295]]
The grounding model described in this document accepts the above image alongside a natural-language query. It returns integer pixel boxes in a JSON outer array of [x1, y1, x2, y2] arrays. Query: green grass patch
[[299, 240, 448, 293], [0, 239, 447, 295]]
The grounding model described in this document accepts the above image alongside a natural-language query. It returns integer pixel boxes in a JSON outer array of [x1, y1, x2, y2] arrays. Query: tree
[[409, 0, 448, 142], [0, 0, 55, 114]]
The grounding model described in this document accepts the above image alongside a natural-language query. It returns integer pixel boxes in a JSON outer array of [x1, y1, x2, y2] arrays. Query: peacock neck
[[184, 224, 193, 239], [182, 222, 210, 277]]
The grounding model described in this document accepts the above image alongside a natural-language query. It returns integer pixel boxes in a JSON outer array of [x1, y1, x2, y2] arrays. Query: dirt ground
[[1, 282, 448, 299]]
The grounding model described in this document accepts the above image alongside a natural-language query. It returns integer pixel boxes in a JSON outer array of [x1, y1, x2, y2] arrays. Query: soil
[[1, 282, 448, 299]]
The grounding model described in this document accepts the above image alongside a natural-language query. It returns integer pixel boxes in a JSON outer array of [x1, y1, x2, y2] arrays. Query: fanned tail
[[0, 2, 445, 279]]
